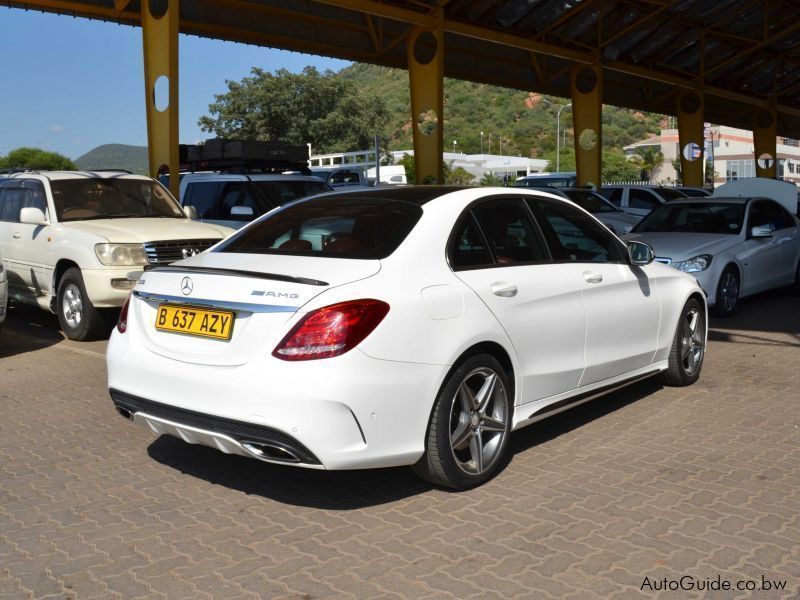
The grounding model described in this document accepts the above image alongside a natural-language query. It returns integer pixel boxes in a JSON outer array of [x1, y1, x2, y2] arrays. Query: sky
[[0, 9, 351, 159]]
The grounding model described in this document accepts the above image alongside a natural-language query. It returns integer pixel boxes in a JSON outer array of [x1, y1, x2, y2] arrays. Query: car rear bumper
[[106, 330, 449, 470]]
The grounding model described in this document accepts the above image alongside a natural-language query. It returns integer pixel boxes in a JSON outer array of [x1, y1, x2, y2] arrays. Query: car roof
[[6, 170, 149, 181], [320, 185, 469, 205], [181, 172, 325, 182], [518, 172, 576, 178], [662, 196, 753, 205]]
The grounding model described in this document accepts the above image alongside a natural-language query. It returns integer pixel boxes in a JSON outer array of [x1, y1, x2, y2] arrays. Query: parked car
[[108, 186, 706, 489], [310, 166, 370, 188], [514, 172, 577, 188], [0, 171, 234, 341], [674, 186, 712, 197], [527, 187, 641, 235], [179, 173, 332, 229], [0, 250, 7, 336], [600, 185, 689, 217], [624, 197, 800, 316]]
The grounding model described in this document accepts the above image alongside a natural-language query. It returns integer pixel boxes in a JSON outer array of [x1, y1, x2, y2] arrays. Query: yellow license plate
[[155, 304, 235, 340]]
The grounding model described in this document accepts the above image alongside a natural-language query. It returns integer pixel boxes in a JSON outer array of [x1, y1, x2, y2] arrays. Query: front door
[[530, 198, 661, 386]]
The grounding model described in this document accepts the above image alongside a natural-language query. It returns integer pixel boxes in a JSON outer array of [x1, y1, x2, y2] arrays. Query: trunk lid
[[130, 252, 380, 366]]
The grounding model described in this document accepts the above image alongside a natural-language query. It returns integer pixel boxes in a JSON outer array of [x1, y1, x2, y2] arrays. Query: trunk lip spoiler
[[133, 291, 298, 314], [144, 264, 329, 287]]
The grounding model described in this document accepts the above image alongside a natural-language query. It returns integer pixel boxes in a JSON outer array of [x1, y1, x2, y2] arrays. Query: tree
[[447, 166, 475, 185], [397, 153, 415, 184], [199, 66, 389, 154], [479, 172, 505, 186], [602, 149, 641, 182], [630, 147, 664, 181], [0, 147, 76, 170]]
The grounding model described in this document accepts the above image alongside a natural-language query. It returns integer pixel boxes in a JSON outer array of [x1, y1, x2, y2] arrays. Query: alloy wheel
[[449, 367, 509, 475], [681, 307, 705, 376], [62, 283, 83, 329], [718, 271, 738, 313]]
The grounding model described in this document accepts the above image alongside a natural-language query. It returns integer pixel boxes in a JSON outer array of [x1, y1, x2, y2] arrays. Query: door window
[[0, 180, 47, 222], [603, 188, 622, 206], [532, 199, 625, 263], [629, 188, 660, 210], [471, 200, 548, 264]]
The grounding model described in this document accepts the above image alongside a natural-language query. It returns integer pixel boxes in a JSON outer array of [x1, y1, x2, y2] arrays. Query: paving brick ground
[[1, 291, 799, 599]]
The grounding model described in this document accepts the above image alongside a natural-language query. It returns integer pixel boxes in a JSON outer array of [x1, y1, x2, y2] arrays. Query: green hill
[[338, 63, 666, 162], [75, 144, 149, 175]]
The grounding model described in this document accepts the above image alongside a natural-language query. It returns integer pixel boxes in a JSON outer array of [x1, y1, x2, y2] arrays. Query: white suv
[[0, 171, 234, 340], [0, 249, 7, 336]]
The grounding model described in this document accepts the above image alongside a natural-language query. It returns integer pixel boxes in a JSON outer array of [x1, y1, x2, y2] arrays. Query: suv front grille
[[143, 239, 219, 265]]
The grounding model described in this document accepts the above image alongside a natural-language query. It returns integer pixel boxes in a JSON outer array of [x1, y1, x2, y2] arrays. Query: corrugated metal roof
[[4, 0, 800, 136]]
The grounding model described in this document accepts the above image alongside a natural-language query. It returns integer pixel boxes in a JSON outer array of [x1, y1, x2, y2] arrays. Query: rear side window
[[217, 196, 422, 259], [629, 188, 660, 210], [450, 215, 493, 269]]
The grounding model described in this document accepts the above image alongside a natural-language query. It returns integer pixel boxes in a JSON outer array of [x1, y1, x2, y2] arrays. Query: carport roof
[[6, 0, 800, 136]]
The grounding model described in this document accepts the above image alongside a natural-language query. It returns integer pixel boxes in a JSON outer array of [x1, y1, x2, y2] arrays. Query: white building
[[624, 127, 800, 186], [309, 149, 548, 184]]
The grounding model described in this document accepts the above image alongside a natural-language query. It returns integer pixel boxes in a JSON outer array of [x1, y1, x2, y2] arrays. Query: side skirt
[[512, 364, 666, 431]]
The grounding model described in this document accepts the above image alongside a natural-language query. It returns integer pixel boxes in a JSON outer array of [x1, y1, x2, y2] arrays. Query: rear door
[[451, 197, 587, 403], [530, 197, 660, 386]]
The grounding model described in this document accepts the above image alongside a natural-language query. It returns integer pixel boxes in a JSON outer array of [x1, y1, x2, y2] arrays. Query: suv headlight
[[673, 254, 713, 273], [95, 243, 149, 266]]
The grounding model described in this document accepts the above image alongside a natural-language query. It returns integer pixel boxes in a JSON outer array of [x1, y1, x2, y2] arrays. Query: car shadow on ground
[[708, 288, 800, 348], [146, 377, 664, 509]]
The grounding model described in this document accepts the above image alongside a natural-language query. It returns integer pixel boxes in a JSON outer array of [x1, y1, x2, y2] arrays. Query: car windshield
[[51, 178, 184, 221], [563, 189, 619, 213], [634, 202, 745, 235], [657, 188, 687, 201], [216, 196, 423, 259]]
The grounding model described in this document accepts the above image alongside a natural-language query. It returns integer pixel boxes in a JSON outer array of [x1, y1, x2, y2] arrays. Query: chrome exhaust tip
[[241, 441, 301, 463]]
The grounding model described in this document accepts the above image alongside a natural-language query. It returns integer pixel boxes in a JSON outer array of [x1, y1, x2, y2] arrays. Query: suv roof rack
[[0, 167, 37, 174], [84, 168, 134, 174], [179, 138, 312, 175]]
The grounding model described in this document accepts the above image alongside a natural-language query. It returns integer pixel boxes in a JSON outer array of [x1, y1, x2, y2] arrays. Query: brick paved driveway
[[1, 291, 799, 599]]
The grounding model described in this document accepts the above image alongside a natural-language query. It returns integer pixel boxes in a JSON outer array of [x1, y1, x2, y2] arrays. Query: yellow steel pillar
[[676, 90, 705, 187], [753, 108, 777, 178], [407, 24, 444, 184], [569, 64, 603, 188], [142, 0, 180, 198]]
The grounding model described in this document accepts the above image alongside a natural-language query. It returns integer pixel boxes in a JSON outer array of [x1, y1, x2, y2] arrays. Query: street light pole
[[480, 131, 484, 154], [453, 140, 457, 154], [556, 103, 572, 173]]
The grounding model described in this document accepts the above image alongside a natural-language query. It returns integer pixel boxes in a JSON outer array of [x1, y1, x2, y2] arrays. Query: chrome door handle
[[583, 271, 603, 283], [491, 282, 517, 297], [12, 232, 21, 239]]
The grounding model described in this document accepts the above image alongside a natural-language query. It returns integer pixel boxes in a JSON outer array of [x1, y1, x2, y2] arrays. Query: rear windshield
[[51, 178, 183, 221], [216, 196, 423, 259], [563, 189, 618, 213], [634, 202, 745, 235]]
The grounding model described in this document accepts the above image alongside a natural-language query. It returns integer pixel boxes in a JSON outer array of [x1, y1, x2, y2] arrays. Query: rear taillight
[[117, 293, 132, 333], [272, 299, 389, 361]]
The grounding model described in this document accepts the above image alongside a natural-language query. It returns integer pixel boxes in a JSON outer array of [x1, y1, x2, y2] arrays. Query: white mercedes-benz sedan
[[624, 197, 800, 316], [107, 187, 707, 489]]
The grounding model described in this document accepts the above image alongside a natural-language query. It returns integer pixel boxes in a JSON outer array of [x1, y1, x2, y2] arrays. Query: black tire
[[792, 260, 800, 296], [56, 268, 106, 341], [660, 298, 706, 387], [711, 267, 739, 317], [414, 353, 512, 490]]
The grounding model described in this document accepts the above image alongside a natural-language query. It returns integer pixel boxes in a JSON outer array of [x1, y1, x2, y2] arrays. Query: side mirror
[[627, 240, 655, 266], [19, 207, 48, 225], [751, 224, 774, 238], [230, 206, 254, 218], [184, 205, 198, 220]]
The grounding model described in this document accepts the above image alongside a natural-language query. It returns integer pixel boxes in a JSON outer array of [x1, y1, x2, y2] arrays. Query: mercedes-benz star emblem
[[180, 276, 193, 296]]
